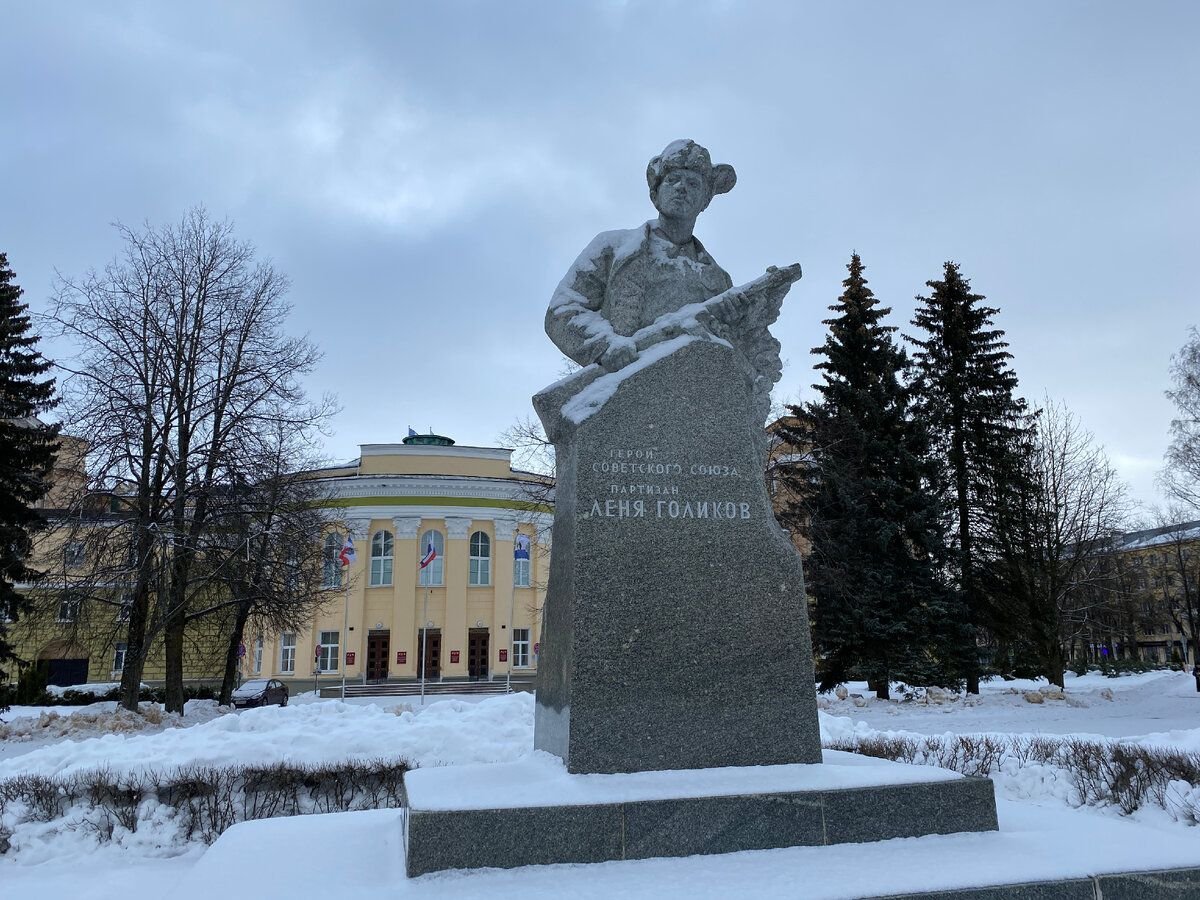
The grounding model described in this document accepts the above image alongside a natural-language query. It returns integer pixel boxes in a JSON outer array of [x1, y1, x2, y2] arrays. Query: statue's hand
[[708, 289, 751, 324], [599, 336, 638, 372]]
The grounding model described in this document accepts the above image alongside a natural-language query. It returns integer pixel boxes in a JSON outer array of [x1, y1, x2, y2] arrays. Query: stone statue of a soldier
[[544, 139, 800, 430]]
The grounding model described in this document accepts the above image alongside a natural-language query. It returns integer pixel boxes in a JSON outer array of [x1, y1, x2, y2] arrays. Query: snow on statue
[[544, 139, 801, 430]]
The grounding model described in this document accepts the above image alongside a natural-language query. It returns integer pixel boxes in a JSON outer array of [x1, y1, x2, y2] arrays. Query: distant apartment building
[[1115, 521, 1199, 666]]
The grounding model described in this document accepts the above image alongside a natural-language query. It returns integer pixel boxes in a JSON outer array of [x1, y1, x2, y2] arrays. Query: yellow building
[[249, 433, 552, 691], [8, 429, 551, 692]]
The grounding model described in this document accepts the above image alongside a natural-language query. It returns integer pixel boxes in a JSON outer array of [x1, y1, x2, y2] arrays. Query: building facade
[[250, 434, 551, 691], [1116, 521, 1199, 666], [8, 431, 551, 691]]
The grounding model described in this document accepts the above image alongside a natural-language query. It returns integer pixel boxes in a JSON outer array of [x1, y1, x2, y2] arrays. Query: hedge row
[[0, 758, 409, 853], [828, 732, 1200, 823]]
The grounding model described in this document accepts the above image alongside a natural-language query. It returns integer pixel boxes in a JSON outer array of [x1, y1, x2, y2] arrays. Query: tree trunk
[[118, 592, 149, 711], [163, 549, 188, 714], [868, 675, 890, 700], [1044, 642, 1066, 689], [219, 602, 252, 706], [163, 608, 186, 713], [118, 558, 155, 711]]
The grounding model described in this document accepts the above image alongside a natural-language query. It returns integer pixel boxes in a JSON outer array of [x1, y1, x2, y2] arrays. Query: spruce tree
[[0, 252, 58, 704], [907, 261, 1033, 692], [779, 254, 968, 698]]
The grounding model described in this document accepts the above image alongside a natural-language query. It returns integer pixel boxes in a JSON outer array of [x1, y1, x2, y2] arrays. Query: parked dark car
[[232, 679, 288, 709]]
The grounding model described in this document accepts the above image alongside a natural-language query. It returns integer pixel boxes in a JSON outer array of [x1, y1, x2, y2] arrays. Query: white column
[[444, 516, 472, 677]]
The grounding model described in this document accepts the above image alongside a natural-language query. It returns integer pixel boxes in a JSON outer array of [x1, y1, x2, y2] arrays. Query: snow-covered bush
[[0, 758, 409, 858], [828, 733, 1200, 823]]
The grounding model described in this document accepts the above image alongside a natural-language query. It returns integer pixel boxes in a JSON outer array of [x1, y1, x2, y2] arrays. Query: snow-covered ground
[[1, 672, 1197, 898], [818, 670, 1200, 751]]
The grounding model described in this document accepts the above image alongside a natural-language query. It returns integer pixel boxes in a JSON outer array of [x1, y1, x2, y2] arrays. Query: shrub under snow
[[828, 732, 1200, 824]]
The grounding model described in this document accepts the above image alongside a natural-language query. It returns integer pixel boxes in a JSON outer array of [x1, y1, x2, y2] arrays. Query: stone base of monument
[[402, 750, 999, 876]]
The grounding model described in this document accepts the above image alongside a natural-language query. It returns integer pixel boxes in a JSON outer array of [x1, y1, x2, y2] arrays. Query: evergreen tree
[[907, 262, 1033, 691], [779, 254, 969, 698], [0, 253, 58, 704]]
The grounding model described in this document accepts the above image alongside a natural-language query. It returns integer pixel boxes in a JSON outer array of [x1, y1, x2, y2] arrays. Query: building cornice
[[316, 473, 551, 505], [360, 444, 513, 462], [327, 504, 552, 531]]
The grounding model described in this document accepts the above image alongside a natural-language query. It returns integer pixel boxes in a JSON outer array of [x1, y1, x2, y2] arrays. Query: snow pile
[[44, 681, 148, 698], [815, 670, 1199, 745], [0, 702, 227, 746], [1, 694, 531, 783]]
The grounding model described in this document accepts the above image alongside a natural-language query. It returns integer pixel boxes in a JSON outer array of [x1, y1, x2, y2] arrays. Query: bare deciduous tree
[[191, 423, 343, 705], [1163, 327, 1200, 511], [48, 208, 335, 712], [992, 399, 1130, 686]]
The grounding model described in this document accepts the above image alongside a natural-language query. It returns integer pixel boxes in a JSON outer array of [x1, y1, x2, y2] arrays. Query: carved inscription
[[584, 447, 753, 522]]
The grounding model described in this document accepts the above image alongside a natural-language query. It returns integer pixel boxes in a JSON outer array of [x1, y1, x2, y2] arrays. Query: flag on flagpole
[[407, 426, 418, 437], [514, 534, 531, 561], [338, 535, 355, 567], [420, 540, 437, 569]]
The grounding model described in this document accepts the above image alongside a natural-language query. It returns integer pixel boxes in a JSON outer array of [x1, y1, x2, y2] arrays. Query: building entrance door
[[43, 658, 89, 687], [468, 629, 489, 680], [366, 631, 389, 681], [418, 628, 441, 680]]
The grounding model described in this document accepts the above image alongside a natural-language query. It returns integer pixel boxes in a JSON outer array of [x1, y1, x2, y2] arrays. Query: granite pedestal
[[403, 750, 999, 876], [532, 338, 824, 774]]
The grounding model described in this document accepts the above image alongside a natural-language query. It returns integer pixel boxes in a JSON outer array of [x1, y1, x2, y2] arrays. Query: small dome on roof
[[402, 432, 455, 447]]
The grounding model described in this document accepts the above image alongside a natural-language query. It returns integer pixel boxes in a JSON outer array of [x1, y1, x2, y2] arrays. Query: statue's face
[[654, 167, 709, 219]]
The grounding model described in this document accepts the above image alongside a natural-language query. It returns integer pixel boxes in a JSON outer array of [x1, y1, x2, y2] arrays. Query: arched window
[[469, 531, 491, 586], [322, 533, 342, 588], [370, 530, 393, 586], [418, 529, 444, 586]]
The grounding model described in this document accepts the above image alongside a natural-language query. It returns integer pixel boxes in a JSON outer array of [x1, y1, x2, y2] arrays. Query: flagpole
[[340, 574, 349, 700], [507, 526, 517, 694], [336, 531, 355, 702], [420, 586, 429, 706]]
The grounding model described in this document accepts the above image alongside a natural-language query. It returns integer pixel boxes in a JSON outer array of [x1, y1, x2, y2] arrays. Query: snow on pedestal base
[[401, 750, 998, 876], [176, 800, 1200, 900]]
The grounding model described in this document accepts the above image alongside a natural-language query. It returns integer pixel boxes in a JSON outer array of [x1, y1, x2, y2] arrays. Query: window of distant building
[[514, 533, 532, 588], [512, 628, 531, 668], [112, 642, 127, 674], [318, 630, 340, 672], [469, 531, 491, 586], [280, 633, 296, 673], [370, 530, 393, 587], [64, 542, 85, 568], [57, 594, 81, 622], [418, 530, 445, 586], [323, 533, 342, 588]]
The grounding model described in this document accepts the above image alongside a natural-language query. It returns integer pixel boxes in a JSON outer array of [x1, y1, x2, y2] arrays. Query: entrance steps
[[319, 679, 533, 699]]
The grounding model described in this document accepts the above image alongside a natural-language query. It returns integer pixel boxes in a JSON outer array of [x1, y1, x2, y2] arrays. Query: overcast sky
[[4, 2, 1197, 512]]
